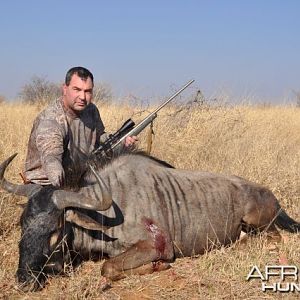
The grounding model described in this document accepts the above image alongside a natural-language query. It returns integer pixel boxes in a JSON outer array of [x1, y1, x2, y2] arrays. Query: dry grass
[[0, 101, 300, 299]]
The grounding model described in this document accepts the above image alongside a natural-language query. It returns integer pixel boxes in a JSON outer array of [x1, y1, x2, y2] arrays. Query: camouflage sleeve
[[35, 119, 65, 187]]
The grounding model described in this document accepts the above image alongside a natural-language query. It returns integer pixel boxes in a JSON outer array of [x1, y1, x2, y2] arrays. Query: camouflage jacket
[[24, 98, 107, 186]]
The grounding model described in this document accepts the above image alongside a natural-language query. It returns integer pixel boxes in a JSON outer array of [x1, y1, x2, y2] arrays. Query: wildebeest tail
[[275, 208, 300, 233]]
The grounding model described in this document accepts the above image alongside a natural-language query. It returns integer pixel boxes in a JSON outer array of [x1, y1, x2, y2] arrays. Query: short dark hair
[[65, 66, 94, 86]]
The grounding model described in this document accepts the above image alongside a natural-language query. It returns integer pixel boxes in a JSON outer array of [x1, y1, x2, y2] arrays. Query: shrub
[[0, 95, 6, 104], [19, 76, 61, 104], [92, 82, 113, 104]]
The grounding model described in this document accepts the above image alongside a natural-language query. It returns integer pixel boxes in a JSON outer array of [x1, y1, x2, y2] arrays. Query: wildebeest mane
[[89, 148, 174, 169], [68, 146, 174, 189]]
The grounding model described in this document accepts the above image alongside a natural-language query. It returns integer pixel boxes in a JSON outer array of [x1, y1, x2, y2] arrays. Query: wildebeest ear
[[52, 189, 112, 211], [65, 210, 109, 231]]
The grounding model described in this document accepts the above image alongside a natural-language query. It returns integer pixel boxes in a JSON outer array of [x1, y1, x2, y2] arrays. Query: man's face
[[62, 73, 93, 113]]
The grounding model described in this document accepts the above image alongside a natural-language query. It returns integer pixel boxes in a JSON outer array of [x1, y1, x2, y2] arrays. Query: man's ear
[[62, 84, 67, 96]]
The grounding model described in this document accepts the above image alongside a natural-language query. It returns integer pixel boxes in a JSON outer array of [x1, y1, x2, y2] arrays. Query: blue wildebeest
[[0, 152, 299, 291]]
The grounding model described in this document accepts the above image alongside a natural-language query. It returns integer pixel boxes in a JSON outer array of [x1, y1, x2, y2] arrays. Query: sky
[[1, 0, 300, 104]]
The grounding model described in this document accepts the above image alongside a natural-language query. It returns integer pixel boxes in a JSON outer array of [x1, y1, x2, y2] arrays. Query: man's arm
[[35, 119, 65, 187]]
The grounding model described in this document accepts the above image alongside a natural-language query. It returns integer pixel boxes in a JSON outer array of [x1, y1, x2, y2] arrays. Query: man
[[23, 66, 137, 187]]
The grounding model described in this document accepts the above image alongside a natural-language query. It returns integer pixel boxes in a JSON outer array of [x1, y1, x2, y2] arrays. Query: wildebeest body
[[70, 155, 279, 262], [0, 152, 299, 290]]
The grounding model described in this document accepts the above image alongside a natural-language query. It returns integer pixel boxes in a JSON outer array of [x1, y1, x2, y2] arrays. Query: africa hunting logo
[[247, 265, 300, 293]]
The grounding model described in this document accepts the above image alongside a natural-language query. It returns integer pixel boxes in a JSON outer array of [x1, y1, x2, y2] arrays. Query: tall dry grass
[[0, 101, 300, 299]]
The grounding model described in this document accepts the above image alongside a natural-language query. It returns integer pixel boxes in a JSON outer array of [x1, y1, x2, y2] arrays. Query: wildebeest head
[[0, 154, 113, 291], [17, 187, 64, 291]]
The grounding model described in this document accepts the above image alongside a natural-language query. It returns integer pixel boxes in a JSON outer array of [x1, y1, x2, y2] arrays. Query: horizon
[[1, 1, 300, 104]]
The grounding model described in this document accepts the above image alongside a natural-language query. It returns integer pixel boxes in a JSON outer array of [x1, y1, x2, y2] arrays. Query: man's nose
[[79, 90, 86, 99]]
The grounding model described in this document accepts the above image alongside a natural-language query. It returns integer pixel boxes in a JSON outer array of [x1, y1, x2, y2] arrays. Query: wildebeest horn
[[52, 163, 112, 211], [0, 153, 41, 197], [52, 188, 112, 211]]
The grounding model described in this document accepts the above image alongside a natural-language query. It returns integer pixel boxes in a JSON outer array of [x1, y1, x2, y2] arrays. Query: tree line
[[0, 76, 113, 104]]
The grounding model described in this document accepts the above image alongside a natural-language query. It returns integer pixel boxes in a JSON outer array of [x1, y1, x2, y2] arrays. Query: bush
[[92, 82, 113, 104], [19, 76, 61, 104], [0, 95, 6, 104]]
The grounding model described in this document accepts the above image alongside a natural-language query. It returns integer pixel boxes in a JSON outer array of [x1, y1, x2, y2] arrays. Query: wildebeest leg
[[101, 258, 171, 290], [101, 239, 173, 281], [124, 260, 171, 276]]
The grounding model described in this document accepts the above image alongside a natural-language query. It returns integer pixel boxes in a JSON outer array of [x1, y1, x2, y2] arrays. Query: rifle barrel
[[111, 79, 195, 150], [152, 79, 195, 115]]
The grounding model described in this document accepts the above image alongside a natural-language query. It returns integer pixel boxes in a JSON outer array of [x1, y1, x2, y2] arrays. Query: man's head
[[63, 67, 94, 115]]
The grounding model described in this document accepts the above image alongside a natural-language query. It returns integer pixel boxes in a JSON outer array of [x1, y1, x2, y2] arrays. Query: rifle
[[92, 79, 195, 157]]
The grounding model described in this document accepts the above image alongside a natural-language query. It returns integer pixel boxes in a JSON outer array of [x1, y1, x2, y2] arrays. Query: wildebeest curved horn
[[52, 164, 112, 211], [52, 189, 112, 211], [0, 153, 41, 197]]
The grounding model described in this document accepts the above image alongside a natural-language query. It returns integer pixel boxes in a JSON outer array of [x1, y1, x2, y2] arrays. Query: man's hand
[[48, 167, 65, 187], [124, 136, 138, 147], [44, 158, 65, 187]]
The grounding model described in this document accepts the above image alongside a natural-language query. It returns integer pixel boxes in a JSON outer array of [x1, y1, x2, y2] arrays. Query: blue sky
[[1, 0, 300, 103]]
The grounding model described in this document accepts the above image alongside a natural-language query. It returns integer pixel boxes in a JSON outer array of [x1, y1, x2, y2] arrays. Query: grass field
[[0, 101, 300, 299]]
